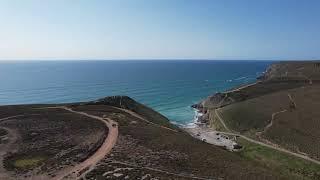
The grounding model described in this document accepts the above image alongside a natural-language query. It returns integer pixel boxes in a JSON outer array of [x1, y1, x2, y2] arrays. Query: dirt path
[[258, 94, 296, 135], [112, 107, 178, 132], [256, 109, 288, 136], [0, 114, 49, 180], [224, 81, 260, 93], [213, 108, 320, 165], [32, 105, 177, 179], [214, 109, 232, 132], [269, 110, 287, 130], [0, 115, 28, 122], [50, 107, 118, 180], [216, 130, 320, 165], [288, 93, 297, 108], [110, 160, 212, 180], [0, 127, 18, 180]]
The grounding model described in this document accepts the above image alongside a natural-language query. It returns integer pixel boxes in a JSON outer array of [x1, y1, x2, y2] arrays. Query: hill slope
[[194, 61, 320, 179], [0, 96, 291, 179]]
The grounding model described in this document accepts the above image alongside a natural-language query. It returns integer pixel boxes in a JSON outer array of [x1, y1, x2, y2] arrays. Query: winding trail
[[112, 107, 178, 132], [224, 81, 260, 93], [263, 110, 287, 134], [49, 106, 118, 180], [214, 109, 232, 132], [259, 94, 296, 135], [214, 108, 320, 165], [0, 127, 18, 180], [0, 115, 31, 122], [31, 105, 177, 179], [110, 160, 212, 180]]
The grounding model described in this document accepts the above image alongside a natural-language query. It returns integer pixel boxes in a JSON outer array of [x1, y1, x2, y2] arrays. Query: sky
[[0, 0, 319, 60]]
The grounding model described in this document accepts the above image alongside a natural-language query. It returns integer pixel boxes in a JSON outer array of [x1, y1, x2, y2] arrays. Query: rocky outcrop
[[194, 61, 319, 112], [192, 62, 309, 126], [192, 92, 233, 113], [258, 61, 320, 81], [197, 112, 209, 124], [87, 96, 178, 130]]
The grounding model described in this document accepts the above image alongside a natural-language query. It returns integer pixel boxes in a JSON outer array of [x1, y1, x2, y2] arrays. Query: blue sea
[[0, 60, 272, 125]]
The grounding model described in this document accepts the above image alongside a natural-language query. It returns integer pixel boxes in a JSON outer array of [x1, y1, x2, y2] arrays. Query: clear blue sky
[[0, 0, 319, 60]]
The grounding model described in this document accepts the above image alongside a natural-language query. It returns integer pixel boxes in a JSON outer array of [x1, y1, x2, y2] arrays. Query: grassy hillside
[[197, 61, 320, 179], [72, 104, 282, 180], [237, 138, 320, 180], [261, 61, 320, 81], [0, 96, 286, 179], [220, 84, 320, 161], [0, 106, 107, 176], [1, 94, 319, 179]]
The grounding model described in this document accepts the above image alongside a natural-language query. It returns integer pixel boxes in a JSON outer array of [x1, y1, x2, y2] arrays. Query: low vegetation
[[75, 104, 281, 180], [1, 87, 319, 179], [237, 138, 320, 180], [197, 61, 320, 179], [13, 156, 47, 169], [0, 128, 8, 136], [219, 84, 320, 160], [0, 106, 107, 177]]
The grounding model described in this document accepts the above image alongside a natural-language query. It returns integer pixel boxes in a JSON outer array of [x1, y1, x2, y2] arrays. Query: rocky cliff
[[192, 61, 320, 125]]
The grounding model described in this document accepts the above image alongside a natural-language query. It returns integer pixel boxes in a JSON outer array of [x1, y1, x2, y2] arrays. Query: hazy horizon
[[1, 0, 320, 61], [0, 59, 316, 61]]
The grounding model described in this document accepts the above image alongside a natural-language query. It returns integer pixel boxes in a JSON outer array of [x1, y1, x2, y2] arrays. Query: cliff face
[[193, 61, 320, 126], [197, 61, 320, 107], [258, 61, 320, 81]]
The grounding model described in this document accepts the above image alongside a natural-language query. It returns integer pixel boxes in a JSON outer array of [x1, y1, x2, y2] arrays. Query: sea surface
[[0, 60, 272, 126]]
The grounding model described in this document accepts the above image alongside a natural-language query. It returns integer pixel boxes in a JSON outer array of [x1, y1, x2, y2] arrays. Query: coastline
[[181, 108, 204, 128], [182, 74, 266, 151], [182, 107, 240, 151]]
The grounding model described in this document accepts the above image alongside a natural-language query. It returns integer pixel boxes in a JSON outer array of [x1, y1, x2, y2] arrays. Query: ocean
[[0, 60, 272, 125]]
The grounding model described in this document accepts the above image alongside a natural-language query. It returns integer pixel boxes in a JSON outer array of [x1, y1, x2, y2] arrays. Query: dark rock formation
[[197, 112, 209, 124]]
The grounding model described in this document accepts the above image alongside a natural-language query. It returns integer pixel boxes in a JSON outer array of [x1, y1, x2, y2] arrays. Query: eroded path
[[256, 109, 288, 136], [112, 107, 178, 132], [214, 108, 320, 165], [0, 127, 18, 180], [0, 115, 29, 179], [214, 109, 233, 133], [224, 81, 260, 93], [109, 160, 212, 180], [50, 107, 118, 180]]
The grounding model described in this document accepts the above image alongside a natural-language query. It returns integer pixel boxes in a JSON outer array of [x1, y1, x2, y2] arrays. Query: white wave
[[182, 108, 203, 128], [234, 76, 247, 80]]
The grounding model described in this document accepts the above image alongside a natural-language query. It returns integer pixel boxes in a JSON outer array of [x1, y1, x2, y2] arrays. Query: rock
[[197, 112, 209, 124], [113, 173, 123, 177], [191, 104, 201, 109]]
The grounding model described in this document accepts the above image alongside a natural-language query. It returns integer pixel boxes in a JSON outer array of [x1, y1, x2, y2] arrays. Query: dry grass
[[13, 156, 46, 168], [237, 138, 320, 180], [220, 85, 320, 160]]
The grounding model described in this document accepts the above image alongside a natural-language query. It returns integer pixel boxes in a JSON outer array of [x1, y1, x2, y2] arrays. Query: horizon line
[[0, 59, 319, 61]]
